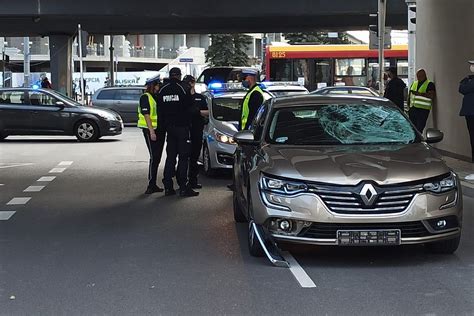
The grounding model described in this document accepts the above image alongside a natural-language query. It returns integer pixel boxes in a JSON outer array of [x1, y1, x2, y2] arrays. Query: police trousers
[[409, 107, 430, 134], [142, 128, 166, 188], [163, 126, 191, 190]]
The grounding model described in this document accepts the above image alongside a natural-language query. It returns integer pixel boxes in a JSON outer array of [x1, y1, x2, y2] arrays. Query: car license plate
[[337, 229, 401, 246]]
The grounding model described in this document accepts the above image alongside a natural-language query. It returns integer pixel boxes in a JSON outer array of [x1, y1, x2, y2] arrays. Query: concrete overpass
[[0, 0, 408, 36]]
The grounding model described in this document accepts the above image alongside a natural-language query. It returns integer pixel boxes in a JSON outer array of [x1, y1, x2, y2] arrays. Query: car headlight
[[214, 130, 235, 145], [260, 174, 307, 195], [423, 172, 457, 194], [99, 113, 117, 121]]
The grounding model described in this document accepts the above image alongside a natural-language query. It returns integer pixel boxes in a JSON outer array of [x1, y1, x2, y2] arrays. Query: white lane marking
[[58, 161, 73, 166], [7, 197, 31, 205], [282, 252, 317, 288], [461, 180, 474, 189], [0, 211, 16, 220], [23, 186, 45, 192], [0, 163, 34, 169], [49, 168, 66, 173], [37, 176, 56, 182]]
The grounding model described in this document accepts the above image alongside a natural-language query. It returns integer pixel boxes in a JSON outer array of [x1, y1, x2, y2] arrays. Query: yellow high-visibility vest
[[409, 80, 433, 110], [241, 85, 264, 130], [137, 93, 158, 128]]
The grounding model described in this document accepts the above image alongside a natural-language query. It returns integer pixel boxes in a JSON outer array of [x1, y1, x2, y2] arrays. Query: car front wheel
[[203, 145, 215, 176], [75, 120, 100, 142]]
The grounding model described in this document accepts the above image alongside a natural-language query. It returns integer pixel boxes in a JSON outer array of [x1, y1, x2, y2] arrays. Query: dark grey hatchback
[[0, 88, 123, 142]]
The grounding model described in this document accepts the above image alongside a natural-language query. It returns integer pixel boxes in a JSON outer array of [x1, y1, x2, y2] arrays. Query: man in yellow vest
[[138, 75, 166, 194], [408, 69, 436, 133], [239, 69, 264, 130]]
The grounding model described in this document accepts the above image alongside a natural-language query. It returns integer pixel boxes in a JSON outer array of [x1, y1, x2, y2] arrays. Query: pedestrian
[[239, 69, 265, 130], [183, 74, 209, 189], [459, 60, 474, 162], [384, 66, 407, 111], [41, 77, 52, 89], [158, 67, 199, 197], [407, 69, 436, 133], [138, 75, 166, 194]]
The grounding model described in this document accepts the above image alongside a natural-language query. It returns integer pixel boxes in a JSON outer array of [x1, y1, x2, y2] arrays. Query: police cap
[[241, 68, 258, 77], [145, 75, 161, 86]]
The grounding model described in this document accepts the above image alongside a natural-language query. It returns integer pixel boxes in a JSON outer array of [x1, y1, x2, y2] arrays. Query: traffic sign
[[179, 58, 193, 63], [369, 27, 392, 49]]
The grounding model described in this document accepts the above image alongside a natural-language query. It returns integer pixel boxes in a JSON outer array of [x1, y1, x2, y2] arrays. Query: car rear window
[[97, 90, 117, 100]]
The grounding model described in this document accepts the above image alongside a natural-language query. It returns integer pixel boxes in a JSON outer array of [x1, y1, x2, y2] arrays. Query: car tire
[[203, 145, 215, 176], [233, 190, 247, 223], [248, 222, 264, 257], [425, 236, 461, 254], [75, 120, 100, 142]]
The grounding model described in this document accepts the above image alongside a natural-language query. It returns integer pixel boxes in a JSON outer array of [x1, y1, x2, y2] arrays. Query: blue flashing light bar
[[208, 82, 223, 90], [207, 82, 246, 92]]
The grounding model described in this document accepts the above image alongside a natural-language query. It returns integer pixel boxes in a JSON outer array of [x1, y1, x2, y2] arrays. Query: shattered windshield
[[267, 104, 418, 145]]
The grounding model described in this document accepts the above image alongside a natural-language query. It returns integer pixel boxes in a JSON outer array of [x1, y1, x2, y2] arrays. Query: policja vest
[[409, 80, 433, 110], [241, 85, 264, 130], [137, 92, 158, 128]]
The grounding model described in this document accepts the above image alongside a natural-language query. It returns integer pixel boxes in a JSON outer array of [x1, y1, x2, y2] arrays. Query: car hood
[[77, 106, 121, 118], [260, 143, 450, 185], [213, 120, 239, 135]]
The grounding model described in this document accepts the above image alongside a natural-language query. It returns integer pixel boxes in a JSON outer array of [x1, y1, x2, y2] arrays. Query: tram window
[[335, 59, 366, 86], [270, 59, 292, 81], [335, 59, 366, 76], [293, 59, 310, 87], [397, 60, 409, 77]]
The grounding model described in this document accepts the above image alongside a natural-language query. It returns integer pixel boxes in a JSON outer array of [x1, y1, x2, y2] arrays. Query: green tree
[[205, 34, 252, 66], [283, 32, 351, 45]]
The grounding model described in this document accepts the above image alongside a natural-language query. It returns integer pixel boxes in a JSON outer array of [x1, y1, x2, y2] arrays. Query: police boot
[[179, 186, 200, 197]]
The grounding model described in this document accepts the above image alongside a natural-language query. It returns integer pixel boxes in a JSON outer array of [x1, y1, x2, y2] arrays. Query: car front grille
[[299, 221, 431, 239], [308, 183, 424, 215]]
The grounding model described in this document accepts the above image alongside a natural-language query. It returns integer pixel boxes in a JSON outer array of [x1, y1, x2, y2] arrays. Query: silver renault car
[[232, 95, 462, 266]]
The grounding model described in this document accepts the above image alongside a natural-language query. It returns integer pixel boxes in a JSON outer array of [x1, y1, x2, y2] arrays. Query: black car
[[0, 88, 123, 142]]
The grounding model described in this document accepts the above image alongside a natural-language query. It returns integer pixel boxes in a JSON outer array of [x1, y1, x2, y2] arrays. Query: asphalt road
[[1, 128, 473, 315]]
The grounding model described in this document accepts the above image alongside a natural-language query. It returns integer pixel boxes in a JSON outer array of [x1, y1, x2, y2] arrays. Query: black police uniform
[[157, 78, 193, 193], [188, 92, 208, 186], [139, 93, 166, 192]]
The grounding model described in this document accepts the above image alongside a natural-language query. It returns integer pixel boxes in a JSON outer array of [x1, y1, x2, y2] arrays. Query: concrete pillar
[[416, 0, 474, 159], [49, 35, 72, 96]]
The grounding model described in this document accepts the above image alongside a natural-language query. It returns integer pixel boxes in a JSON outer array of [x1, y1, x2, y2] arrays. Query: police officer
[[228, 69, 265, 191], [239, 69, 264, 130], [183, 75, 209, 189], [138, 75, 165, 194], [158, 67, 199, 197], [408, 69, 436, 133]]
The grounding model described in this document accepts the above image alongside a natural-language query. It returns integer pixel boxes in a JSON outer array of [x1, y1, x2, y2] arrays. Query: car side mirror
[[234, 130, 259, 146], [425, 128, 444, 143], [56, 101, 65, 109]]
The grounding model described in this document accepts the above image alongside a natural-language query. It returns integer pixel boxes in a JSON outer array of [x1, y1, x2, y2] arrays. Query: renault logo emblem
[[360, 184, 378, 206]]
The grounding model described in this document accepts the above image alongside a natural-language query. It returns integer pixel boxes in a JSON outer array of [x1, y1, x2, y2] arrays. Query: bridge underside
[[0, 0, 407, 36]]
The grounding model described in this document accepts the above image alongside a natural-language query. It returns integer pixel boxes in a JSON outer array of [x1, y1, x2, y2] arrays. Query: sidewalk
[[443, 156, 474, 191]]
